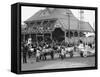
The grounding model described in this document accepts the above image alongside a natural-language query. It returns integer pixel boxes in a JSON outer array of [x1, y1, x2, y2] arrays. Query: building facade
[[21, 8, 94, 45]]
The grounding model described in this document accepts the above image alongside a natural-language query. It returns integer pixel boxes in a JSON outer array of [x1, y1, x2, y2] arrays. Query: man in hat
[[23, 41, 28, 63]]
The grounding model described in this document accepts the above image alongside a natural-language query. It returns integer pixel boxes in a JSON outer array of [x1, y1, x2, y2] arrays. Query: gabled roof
[[24, 8, 94, 32], [24, 8, 76, 22], [59, 19, 94, 32]]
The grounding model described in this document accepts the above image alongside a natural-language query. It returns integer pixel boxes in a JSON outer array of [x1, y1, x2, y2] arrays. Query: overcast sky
[[21, 6, 95, 29]]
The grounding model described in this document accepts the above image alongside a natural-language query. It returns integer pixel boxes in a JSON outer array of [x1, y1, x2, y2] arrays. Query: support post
[[43, 33, 44, 43], [23, 34, 25, 42], [50, 32, 53, 47], [65, 30, 66, 43], [73, 31, 75, 45], [36, 33, 38, 45], [29, 34, 31, 38], [67, 11, 71, 43], [50, 32, 52, 41]]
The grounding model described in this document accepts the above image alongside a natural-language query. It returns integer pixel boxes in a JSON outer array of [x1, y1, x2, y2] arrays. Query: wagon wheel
[[83, 54, 87, 57], [51, 53, 54, 60], [70, 51, 73, 58], [83, 51, 88, 57], [80, 51, 84, 57]]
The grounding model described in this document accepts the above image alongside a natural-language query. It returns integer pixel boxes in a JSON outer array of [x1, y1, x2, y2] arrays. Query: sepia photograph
[[21, 6, 96, 71]]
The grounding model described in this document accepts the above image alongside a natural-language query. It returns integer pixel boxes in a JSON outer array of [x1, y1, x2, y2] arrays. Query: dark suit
[[23, 45, 28, 63]]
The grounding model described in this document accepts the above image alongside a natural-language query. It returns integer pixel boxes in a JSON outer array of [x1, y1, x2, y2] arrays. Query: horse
[[59, 48, 66, 59], [39, 48, 54, 60], [76, 43, 91, 57], [29, 47, 37, 58], [64, 46, 74, 57]]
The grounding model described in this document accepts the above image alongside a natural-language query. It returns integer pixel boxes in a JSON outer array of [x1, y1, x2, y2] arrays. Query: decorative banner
[[54, 24, 62, 28]]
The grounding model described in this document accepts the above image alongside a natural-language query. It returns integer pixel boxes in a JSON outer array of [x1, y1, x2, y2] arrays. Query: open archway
[[52, 28, 64, 42]]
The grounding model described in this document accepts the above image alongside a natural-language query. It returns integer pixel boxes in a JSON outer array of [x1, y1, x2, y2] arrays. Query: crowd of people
[[21, 38, 54, 63], [21, 38, 95, 64]]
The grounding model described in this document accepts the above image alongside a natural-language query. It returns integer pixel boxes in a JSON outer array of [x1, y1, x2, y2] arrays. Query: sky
[[21, 6, 95, 29]]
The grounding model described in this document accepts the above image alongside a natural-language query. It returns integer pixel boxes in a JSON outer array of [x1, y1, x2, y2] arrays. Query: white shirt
[[36, 50, 40, 57], [79, 44, 84, 49], [61, 49, 65, 55]]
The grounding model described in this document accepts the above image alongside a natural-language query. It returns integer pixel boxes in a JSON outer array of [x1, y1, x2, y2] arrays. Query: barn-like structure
[[21, 8, 94, 44]]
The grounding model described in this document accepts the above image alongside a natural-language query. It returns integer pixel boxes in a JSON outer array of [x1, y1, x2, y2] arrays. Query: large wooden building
[[21, 8, 94, 44]]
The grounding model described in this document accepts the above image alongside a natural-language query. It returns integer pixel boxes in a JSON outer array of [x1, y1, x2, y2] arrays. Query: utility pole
[[78, 10, 84, 43], [66, 10, 71, 44]]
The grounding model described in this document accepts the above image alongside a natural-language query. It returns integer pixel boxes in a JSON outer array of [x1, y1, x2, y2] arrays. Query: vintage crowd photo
[[21, 6, 95, 71]]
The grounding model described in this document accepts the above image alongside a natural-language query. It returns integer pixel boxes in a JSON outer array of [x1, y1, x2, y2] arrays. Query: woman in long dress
[[60, 48, 66, 60], [36, 48, 41, 62]]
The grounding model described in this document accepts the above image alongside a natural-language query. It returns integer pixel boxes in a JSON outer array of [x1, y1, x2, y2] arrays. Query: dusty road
[[22, 56, 95, 71]]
